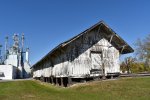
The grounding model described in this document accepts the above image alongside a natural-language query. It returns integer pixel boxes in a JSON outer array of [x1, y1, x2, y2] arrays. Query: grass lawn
[[0, 77, 150, 100]]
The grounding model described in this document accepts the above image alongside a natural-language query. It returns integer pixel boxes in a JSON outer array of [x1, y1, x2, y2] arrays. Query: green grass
[[0, 77, 150, 100]]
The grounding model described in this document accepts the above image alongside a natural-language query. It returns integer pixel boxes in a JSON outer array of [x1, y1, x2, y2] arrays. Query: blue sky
[[0, 0, 150, 65]]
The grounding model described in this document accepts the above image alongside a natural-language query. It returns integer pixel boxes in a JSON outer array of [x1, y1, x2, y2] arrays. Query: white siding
[[33, 30, 120, 78], [0, 65, 16, 80]]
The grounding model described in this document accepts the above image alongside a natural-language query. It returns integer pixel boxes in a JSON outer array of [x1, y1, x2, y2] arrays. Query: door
[[90, 51, 103, 74]]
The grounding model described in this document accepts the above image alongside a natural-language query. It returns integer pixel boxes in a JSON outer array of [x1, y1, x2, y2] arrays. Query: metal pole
[[5, 36, 8, 59], [21, 33, 25, 51], [0, 45, 2, 64]]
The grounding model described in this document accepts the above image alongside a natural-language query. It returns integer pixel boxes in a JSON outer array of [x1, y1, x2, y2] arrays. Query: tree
[[120, 57, 135, 74], [135, 34, 150, 69]]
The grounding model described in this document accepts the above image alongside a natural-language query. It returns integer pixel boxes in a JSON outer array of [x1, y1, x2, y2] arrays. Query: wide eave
[[32, 21, 134, 68]]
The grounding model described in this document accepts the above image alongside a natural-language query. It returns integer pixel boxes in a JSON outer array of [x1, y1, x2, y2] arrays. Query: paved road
[[120, 73, 150, 77], [0, 78, 33, 83]]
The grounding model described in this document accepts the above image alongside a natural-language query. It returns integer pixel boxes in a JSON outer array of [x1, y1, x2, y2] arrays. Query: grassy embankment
[[0, 77, 150, 100]]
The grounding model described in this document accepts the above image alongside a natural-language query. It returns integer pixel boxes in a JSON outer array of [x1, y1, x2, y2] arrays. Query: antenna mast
[[13, 33, 20, 55], [21, 33, 25, 51], [5, 36, 8, 59]]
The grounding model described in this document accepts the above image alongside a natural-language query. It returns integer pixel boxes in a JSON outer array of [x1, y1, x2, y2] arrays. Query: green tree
[[120, 57, 135, 74], [135, 34, 150, 70]]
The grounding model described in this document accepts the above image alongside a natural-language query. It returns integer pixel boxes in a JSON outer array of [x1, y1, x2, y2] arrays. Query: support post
[[51, 76, 54, 84], [102, 75, 106, 80], [46, 77, 48, 82], [44, 77, 47, 82], [67, 77, 72, 87], [102, 61, 106, 80], [41, 76, 44, 82], [47, 77, 48, 82], [121, 45, 126, 54], [109, 34, 115, 43], [111, 75, 113, 79], [61, 77, 64, 87], [48, 77, 50, 83], [56, 78, 58, 86], [44, 77, 46, 82]]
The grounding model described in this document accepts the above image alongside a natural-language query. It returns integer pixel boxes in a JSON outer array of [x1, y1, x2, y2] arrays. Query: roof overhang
[[100, 22, 134, 54], [32, 21, 134, 68]]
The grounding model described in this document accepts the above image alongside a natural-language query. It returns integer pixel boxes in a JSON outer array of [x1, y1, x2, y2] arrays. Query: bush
[[120, 61, 149, 73]]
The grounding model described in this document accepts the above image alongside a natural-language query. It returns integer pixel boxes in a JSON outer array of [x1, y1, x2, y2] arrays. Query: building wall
[[24, 61, 31, 78], [33, 29, 120, 78], [0, 65, 16, 80], [5, 55, 18, 67]]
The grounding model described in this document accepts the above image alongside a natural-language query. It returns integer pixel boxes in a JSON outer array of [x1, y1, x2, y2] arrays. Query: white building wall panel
[[0, 65, 16, 80], [5, 55, 18, 67], [33, 30, 121, 78], [43, 68, 48, 77]]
